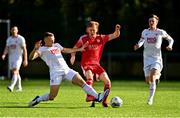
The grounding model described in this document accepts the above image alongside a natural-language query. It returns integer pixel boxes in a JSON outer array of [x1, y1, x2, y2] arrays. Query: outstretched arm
[[70, 46, 78, 65], [62, 42, 88, 54], [108, 24, 121, 41], [29, 40, 42, 60]]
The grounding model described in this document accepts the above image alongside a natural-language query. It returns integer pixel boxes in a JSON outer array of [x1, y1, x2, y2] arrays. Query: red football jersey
[[75, 34, 109, 66]]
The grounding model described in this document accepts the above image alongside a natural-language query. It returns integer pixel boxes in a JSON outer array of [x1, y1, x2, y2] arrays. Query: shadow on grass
[[0, 102, 89, 109]]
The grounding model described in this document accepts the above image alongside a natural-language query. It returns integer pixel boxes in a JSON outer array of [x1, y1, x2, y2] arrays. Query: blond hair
[[44, 32, 54, 38], [149, 14, 159, 21], [86, 21, 99, 28]]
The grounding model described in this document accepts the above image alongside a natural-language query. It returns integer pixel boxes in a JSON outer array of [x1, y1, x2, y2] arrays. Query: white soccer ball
[[110, 96, 123, 108]]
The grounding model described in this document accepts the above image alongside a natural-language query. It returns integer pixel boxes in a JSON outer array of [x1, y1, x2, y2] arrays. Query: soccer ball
[[110, 96, 123, 108]]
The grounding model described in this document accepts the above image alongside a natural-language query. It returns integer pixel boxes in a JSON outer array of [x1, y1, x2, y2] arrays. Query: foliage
[[0, 0, 179, 52]]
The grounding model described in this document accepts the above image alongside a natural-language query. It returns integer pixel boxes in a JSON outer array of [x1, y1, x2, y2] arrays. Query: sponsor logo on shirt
[[50, 48, 60, 54], [147, 37, 157, 43], [87, 38, 102, 49], [9, 44, 16, 49]]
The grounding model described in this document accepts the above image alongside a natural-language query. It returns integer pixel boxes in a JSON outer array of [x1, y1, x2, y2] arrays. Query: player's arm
[[134, 37, 145, 51], [70, 38, 84, 65], [22, 46, 28, 67], [2, 46, 9, 60], [62, 42, 88, 54], [29, 40, 42, 60], [164, 34, 174, 51], [70, 45, 78, 65], [108, 24, 121, 41], [134, 39, 145, 51]]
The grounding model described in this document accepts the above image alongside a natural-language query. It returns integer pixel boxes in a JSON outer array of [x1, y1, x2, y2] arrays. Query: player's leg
[[7, 68, 18, 92], [84, 70, 95, 102], [28, 85, 60, 107], [147, 68, 161, 105], [99, 72, 111, 107], [16, 73, 22, 92], [15, 60, 23, 92], [28, 73, 62, 107], [147, 69, 157, 105], [147, 63, 162, 105], [69, 71, 109, 103], [144, 66, 153, 105]]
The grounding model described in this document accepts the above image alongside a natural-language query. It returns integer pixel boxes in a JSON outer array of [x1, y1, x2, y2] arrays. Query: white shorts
[[9, 59, 22, 70], [50, 69, 78, 86], [144, 62, 162, 77]]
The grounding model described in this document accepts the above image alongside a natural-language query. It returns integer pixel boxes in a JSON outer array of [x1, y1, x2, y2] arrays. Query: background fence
[[1, 52, 179, 80]]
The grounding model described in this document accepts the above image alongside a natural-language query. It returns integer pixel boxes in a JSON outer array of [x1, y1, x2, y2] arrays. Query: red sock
[[86, 78, 95, 102], [86, 78, 93, 86], [103, 82, 111, 106]]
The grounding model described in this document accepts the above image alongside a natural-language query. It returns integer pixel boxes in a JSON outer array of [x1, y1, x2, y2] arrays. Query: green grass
[[0, 79, 180, 117]]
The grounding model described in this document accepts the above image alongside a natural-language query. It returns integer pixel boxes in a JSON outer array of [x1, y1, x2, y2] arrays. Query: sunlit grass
[[0, 79, 180, 117]]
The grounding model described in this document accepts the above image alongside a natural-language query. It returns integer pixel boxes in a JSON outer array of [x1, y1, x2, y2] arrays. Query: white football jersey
[[37, 43, 70, 74], [137, 28, 174, 67], [6, 35, 26, 61]]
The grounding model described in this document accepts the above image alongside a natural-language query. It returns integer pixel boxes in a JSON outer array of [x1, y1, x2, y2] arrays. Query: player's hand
[[166, 46, 173, 51], [70, 55, 75, 65], [134, 44, 139, 51], [23, 60, 28, 67], [34, 40, 42, 50], [115, 24, 121, 30], [2, 54, 6, 60], [81, 41, 89, 51]]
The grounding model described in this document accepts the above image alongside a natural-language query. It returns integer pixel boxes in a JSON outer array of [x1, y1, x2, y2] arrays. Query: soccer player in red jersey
[[70, 21, 121, 107]]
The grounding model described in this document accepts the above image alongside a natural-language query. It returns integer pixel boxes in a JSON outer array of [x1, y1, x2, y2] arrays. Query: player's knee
[[145, 77, 151, 84], [150, 72, 161, 80], [99, 73, 110, 82]]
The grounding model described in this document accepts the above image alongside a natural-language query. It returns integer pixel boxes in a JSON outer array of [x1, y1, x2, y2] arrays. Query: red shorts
[[81, 64, 105, 76]]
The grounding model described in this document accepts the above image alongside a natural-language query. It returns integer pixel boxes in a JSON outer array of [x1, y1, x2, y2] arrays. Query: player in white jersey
[[134, 14, 174, 105], [28, 32, 109, 107], [2, 26, 28, 92]]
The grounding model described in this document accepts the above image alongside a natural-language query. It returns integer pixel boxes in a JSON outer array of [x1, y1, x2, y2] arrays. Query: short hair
[[44, 32, 54, 37], [11, 26, 18, 29], [86, 21, 99, 28], [149, 14, 159, 21]]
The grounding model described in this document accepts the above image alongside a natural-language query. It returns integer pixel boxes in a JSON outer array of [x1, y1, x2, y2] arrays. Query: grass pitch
[[0, 78, 180, 117]]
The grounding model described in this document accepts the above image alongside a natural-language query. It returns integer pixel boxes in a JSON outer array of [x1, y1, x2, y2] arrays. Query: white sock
[[16, 74, 22, 90], [148, 81, 156, 101], [82, 84, 98, 99], [9, 74, 18, 89], [37, 93, 49, 102]]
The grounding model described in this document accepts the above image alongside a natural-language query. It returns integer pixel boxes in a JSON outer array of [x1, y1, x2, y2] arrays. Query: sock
[[104, 82, 111, 91], [82, 84, 98, 99], [37, 93, 49, 102], [9, 74, 18, 89], [86, 78, 94, 98], [86, 78, 93, 86], [148, 80, 156, 101], [103, 83, 111, 103], [16, 74, 22, 90]]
